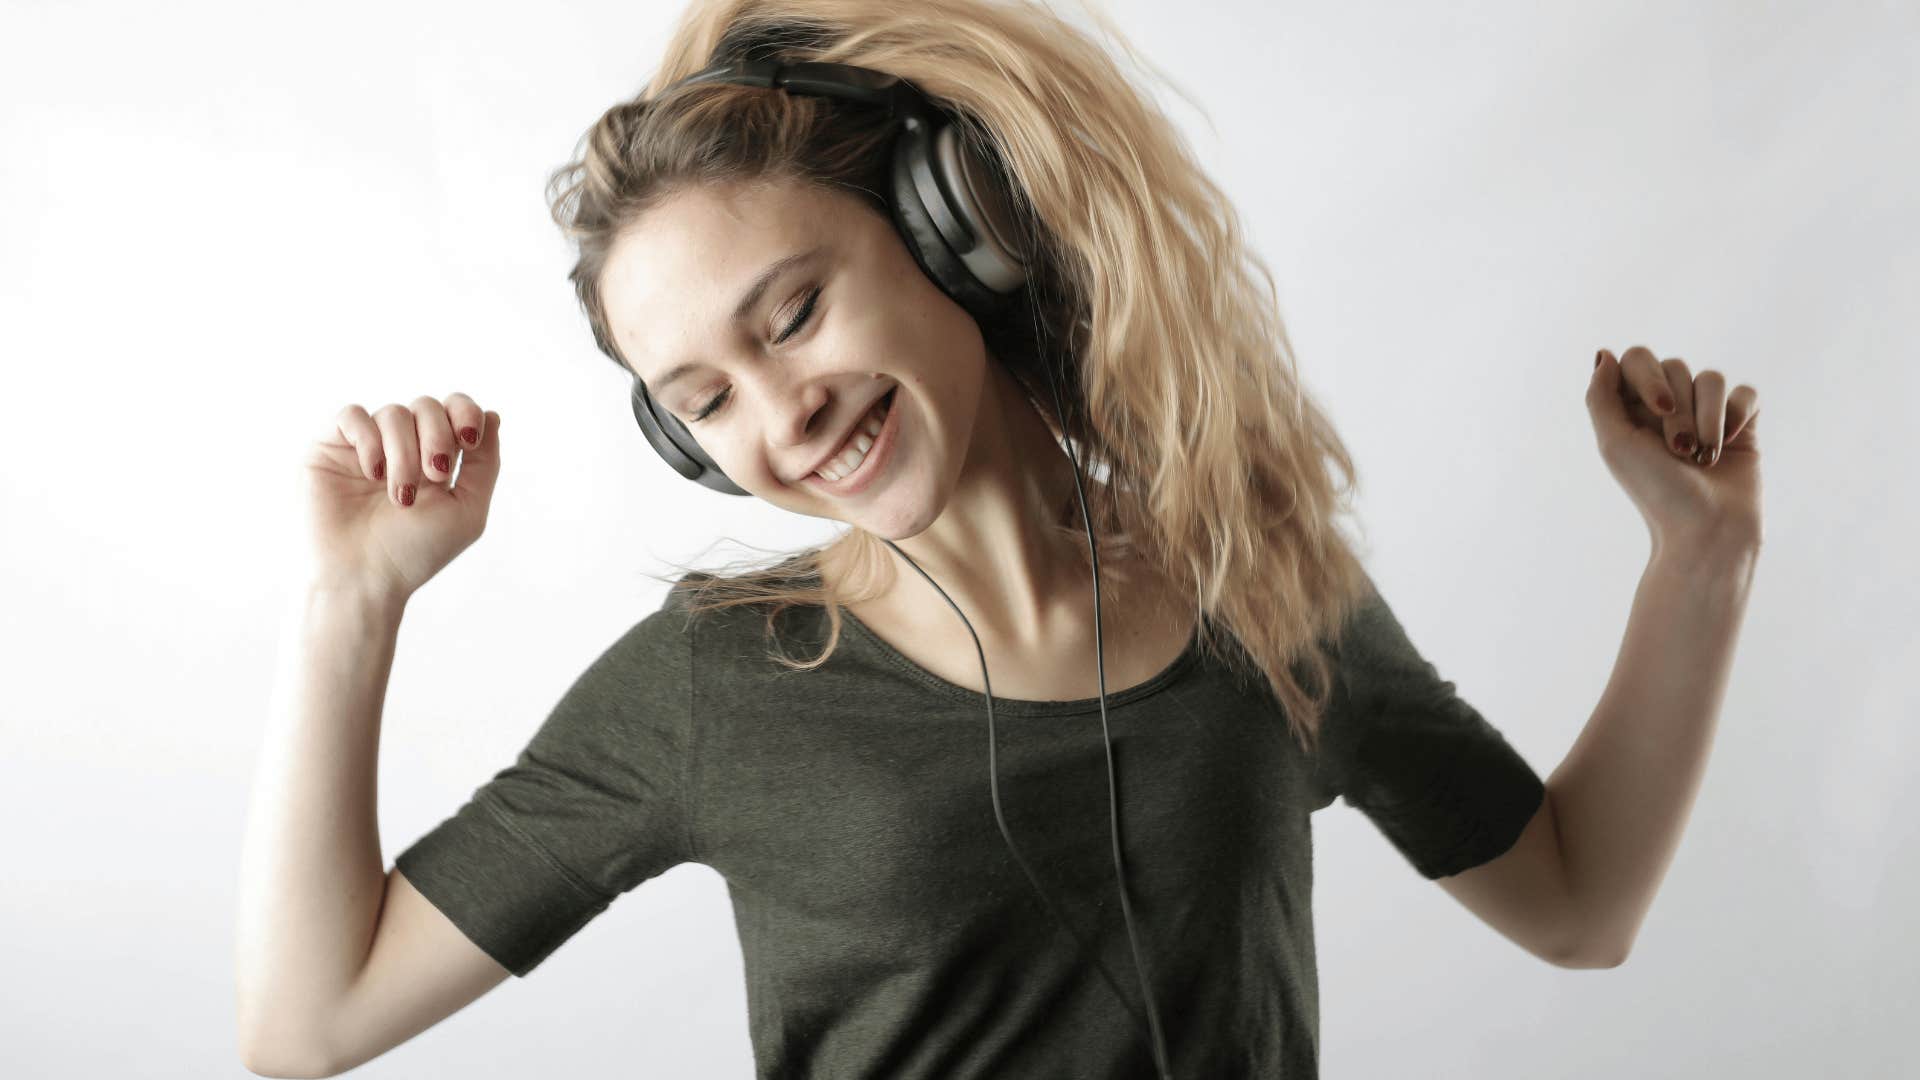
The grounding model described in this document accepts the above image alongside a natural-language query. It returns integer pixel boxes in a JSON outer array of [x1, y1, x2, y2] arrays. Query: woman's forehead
[[606, 181, 860, 301]]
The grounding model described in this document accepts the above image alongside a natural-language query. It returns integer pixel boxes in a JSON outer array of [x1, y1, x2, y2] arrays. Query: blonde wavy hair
[[545, 0, 1378, 754]]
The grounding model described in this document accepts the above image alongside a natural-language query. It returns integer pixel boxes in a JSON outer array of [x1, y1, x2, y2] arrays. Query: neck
[[850, 360, 1115, 645]]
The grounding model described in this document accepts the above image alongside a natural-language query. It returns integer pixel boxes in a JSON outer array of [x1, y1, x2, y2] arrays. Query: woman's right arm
[[236, 396, 508, 1077], [236, 579, 408, 1075]]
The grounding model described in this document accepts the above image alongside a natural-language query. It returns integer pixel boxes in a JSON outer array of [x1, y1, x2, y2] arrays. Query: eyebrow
[[643, 245, 824, 398]]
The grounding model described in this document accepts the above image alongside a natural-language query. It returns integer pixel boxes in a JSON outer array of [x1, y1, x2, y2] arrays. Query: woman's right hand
[[299, 393, 503, 601]]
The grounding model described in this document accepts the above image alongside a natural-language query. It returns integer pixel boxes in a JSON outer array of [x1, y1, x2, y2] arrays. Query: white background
[[3, 0, 1914, 1076]]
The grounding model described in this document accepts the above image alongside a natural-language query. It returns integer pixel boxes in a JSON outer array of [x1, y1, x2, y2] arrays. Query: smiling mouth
[[810, 386, 898, 485]]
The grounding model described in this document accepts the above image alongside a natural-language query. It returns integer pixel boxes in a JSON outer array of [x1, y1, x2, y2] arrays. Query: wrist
[[299, 573, 411, 620], [1647, 527, 1760, 589]]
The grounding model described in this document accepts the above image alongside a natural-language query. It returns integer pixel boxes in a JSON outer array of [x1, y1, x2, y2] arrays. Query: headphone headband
[[675, 59, 928, 119]]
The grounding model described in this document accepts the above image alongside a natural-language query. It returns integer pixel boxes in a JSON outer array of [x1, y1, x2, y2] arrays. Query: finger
[[444, 391, 486, 451], [371, 403, 421, 508], [1689, 369, 1728, 466], [1658, 355, 1699, 462], [1601, 356, 1665, 430], [1617, 345, 1676, 419], [332, 403, 386, 482], [1723, 385, 1761, 449], [410, 395, 459, 489], [1588, 348, 1661, 454]]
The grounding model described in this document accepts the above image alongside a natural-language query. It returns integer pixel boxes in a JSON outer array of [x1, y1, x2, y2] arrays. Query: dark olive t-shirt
[[394, 568, 1545, 1078]]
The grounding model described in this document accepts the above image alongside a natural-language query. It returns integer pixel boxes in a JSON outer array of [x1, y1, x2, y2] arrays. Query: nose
[[759, 376, 833, 451]]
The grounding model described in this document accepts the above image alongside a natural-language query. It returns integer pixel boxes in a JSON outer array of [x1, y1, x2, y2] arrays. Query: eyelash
[[690, 285, 822, 423]]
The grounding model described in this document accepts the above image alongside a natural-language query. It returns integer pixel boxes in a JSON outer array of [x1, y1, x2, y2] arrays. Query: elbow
[[1548, 892, 1629, 968], [1553, 934, 1630, 970], [237, 986, 343, 1077], [1553, 866, 1630, 969], [239, 1048, 337, 1079], [238, 1030, 338, 1079]]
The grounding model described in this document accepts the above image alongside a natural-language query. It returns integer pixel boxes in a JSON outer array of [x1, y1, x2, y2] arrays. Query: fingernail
[[1694, 444, 1712, 466], [1674, 432, 1695, 455], [432, 452, 450, 473], [400, 483, 416, 507], [1594, 350, 1604, 369], [373, 460, 384, 481], [461, 427, 479, 445], [1657, 393, 1675, 413]]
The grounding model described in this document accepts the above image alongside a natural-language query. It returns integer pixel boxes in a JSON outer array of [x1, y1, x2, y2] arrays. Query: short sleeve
[[393, 588, 697, 976], [1309, 575, 1546, 880]]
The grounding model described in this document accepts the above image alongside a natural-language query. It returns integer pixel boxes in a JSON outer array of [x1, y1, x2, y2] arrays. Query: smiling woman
[[307, 0, 1569, 1077], [598, 175, 1002, 534]]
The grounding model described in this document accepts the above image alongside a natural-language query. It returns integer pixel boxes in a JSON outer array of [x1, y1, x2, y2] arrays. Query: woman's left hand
[[1585, 345, 1764, 553]]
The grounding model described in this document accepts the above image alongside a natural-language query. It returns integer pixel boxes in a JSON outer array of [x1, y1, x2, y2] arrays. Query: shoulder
[[568, 591, 697, 697], [1325, 576, 1441, 692], [655, 560, 835, 653]]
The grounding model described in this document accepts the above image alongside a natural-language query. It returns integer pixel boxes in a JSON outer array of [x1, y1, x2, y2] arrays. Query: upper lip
[[797, 386, 893, 482]]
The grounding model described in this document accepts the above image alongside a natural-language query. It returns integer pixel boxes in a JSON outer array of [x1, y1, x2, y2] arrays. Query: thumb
[[452, 410, 504, 503]]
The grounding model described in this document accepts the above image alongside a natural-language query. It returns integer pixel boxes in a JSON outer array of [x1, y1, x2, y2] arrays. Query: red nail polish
[[373, 460, 384, 481], [432, 453, 450, 473], [400, 483, 415, 506], [1657, 393, 1674, 412], [461, 427, 479, 445]]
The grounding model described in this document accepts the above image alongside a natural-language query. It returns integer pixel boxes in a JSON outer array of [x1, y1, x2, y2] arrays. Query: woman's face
[[601, 176, 991, 539]]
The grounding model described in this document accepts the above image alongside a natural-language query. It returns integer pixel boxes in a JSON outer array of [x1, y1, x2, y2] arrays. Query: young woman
[[238, 1, 1763, 1076]]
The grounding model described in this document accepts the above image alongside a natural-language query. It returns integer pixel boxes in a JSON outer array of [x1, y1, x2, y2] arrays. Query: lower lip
[[806, 388, 901, 497]]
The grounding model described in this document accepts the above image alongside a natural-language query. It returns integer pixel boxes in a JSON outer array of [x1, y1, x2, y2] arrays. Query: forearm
[[1547, 532, 1759, 964], [237, 579, 408, 1064]]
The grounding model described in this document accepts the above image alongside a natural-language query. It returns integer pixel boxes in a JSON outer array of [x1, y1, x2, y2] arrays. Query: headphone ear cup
[[888, 116, 1027, 318], [931, 122, 1030, 293], [630, 376, 750, 496]]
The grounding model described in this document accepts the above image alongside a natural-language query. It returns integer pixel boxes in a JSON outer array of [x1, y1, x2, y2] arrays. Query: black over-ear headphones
[[627, 58, 1031, 496], [622, 56, 1177, 1079]]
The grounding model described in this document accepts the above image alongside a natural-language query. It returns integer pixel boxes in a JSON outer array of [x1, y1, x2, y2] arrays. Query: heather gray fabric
[[395, 566, 1545, 1078]]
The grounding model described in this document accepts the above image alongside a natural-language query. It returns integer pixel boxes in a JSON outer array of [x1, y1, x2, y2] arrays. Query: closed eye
[[774, 284, 822, 345], [689, 285, 822, 423]]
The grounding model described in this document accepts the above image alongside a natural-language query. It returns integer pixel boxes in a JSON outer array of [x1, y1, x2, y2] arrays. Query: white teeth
[[816, 393, 892, 483]]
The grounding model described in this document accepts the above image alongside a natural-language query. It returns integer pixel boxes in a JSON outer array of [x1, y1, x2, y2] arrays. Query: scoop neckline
[[836, 604, 1205, 716]]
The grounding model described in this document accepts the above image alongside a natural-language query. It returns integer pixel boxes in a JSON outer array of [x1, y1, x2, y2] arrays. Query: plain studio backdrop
[[3, 0, 1914, 1075]]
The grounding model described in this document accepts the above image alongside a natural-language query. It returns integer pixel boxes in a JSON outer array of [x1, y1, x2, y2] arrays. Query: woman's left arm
[[1550, 346, 1765, 964], [1550, 534, 1758, 965]]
